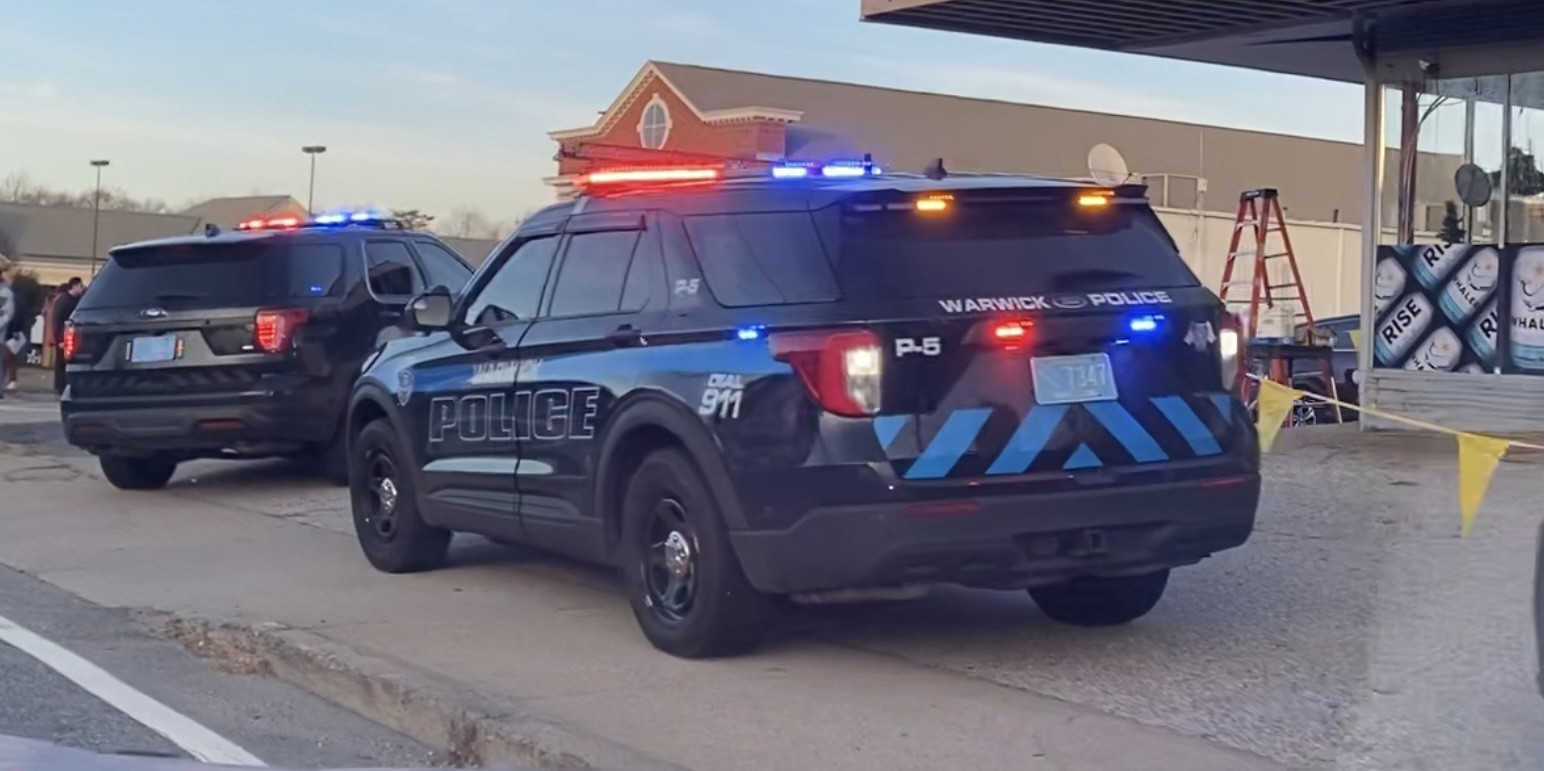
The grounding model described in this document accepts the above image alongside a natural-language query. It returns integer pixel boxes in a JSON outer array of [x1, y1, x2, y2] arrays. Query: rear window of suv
[[79, 240, 346, 311], [679, 196, 1199, 306], [824, 198, 1200, 302]]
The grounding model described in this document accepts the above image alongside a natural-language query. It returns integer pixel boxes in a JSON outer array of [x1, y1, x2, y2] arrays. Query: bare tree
[[0, 172, 172, 213], [390, 209, 436, 230]]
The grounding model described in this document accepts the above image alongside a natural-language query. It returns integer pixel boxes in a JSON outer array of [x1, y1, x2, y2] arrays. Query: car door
[[363, 239, 426, 336], [510, 211, 666, 563], [405, 233, 561, 541], [407, 238, 475, 294]]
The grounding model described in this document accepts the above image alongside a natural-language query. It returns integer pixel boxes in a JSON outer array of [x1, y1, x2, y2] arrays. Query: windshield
[[823, 199, 1200, 302], [78, 241, 344, 311]]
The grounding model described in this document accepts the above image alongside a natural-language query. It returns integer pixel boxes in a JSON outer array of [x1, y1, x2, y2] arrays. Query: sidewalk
[[0, 449, 1282, 771]]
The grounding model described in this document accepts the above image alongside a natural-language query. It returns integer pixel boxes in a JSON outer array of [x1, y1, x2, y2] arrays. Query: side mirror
[[406, 289, 454, 331]]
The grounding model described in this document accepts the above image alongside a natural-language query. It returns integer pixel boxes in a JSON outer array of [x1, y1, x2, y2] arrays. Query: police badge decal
[[1185, 321, 1216, 353], [396, 369, 415, 406]]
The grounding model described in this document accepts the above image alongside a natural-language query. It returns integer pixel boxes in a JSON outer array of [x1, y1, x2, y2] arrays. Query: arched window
[[637, 95, 671, 150]]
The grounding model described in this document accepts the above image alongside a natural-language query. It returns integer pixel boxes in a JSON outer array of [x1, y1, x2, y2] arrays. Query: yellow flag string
[[1245, 373, 1533, 536], [1246, 373, 1544, 451]]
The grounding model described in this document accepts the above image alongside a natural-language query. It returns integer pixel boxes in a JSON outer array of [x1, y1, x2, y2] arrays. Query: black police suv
[[59, 213, 476, 490], [343, 160, 1261, 658]]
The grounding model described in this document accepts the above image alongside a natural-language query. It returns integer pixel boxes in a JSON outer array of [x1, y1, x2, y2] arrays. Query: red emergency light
[[236, 216, 303, 231], [578, 167, 722, 187]]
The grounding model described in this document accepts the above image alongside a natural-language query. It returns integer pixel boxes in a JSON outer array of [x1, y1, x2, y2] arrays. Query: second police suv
[[345, 157, 1261, 658]]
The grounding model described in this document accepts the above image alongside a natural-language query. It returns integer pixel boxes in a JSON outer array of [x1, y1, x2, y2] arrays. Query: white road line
[[0, 612, 266, 766]]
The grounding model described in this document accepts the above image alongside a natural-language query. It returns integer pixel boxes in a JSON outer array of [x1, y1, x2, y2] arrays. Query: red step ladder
[[1217, 188, 1341, 423]]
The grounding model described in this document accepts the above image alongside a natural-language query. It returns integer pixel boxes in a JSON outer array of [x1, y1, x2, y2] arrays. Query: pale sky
[[1, 0, 1379, 220]]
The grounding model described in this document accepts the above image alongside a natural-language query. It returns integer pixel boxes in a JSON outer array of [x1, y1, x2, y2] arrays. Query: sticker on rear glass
[[937, 291, 1172, 314], [1184, 321, 1216, 352]]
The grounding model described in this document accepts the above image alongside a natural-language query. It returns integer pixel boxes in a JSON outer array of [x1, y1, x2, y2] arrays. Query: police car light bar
[[236, 216, 302, 231], [581, 167, 722, 186], [577, 156, 885, 191], [236, 211, 397, 231], [772, 156, 882, 179]]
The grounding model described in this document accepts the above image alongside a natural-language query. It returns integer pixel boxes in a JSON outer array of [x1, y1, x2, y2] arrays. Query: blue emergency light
[[771, 156, 882, 179], [312, 210, 388, 226], [1127, 314, 1164, 333]]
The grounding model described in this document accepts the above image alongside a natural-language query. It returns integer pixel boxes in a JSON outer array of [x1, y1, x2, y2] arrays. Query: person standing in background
[[0, 267, 14, 400], [52, 277, 84, 396]]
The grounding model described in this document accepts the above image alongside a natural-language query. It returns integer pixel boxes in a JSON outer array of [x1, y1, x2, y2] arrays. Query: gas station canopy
[[860, 0, 1544, 82]]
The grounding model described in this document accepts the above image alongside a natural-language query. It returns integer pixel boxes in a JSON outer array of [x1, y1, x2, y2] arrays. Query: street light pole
[[88, 159, 110, 277], [301, 145, 327, 215]]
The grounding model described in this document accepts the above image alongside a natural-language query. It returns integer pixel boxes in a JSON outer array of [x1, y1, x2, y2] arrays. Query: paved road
[[2, 405, 1541, 770], [0, 562, 440, 768]]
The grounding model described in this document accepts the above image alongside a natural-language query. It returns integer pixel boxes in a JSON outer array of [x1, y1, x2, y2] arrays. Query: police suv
[[60, 212, 475, 489], [344, 159, 1260, 658]]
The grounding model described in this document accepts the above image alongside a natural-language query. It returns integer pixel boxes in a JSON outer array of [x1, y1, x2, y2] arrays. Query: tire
[[1028, 569, 1170, 627], [349, 419, 450, 574], [619, 448, 772, 658], [98, 455, 178, 491]]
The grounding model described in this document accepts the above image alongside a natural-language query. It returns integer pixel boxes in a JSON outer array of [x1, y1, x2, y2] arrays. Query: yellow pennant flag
[[1348, 329, 1362, 352], [1456, 432, 1510, 537], [1255, 378, 1304, 453]]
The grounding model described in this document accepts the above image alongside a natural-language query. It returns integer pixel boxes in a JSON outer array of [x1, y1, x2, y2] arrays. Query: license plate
[[1031, 353, 1117, 404], [128, 335, 179, 364]]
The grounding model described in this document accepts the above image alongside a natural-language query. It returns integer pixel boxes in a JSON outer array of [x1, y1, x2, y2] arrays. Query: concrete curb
[[151, 615, 685, 771]]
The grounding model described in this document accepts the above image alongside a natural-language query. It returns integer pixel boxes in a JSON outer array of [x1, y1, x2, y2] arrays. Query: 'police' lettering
[[428, 386, 603, 444]]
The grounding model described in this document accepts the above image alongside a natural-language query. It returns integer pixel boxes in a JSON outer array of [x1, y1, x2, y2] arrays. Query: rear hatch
[[66, 237, 346, 399], [765, 186, 1245, 487]]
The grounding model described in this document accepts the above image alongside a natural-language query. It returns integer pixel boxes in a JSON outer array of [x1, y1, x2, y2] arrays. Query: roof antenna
[[203, 223, 221, 238], [923, 158, 947, 180]]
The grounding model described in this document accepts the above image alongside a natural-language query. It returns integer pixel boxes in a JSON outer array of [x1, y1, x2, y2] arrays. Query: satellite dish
[[1454, 163, 1492, 207], [1088, 143, 1131, 186]]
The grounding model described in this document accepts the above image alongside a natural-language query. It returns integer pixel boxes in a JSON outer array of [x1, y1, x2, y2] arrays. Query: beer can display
[[1371, 242, 1544, 376], [1437, 246, 1500, 325], [1410, 243, 1470, 291], [1373, 257, 1407, 318], [1374, 292, 1434, 367], [1510, 245, 1544, 373]]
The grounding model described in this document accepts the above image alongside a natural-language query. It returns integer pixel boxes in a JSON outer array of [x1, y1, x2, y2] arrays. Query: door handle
[[605, 324, 643, 347]]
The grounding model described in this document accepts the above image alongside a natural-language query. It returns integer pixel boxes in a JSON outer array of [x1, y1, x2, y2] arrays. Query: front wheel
[[1028, 569, 1170, 627], [349, 419, 450, 573], [619, 448, 773, 658], [98, 455, 178, 491]]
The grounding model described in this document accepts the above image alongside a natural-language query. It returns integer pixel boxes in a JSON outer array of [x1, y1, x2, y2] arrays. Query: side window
[[462, 237, 558, 326], [680, 212, 839, 307], [620, 226, 666, 312], [411, 240, 474, 292], [287, 243, 346, 298], [364, 240, 422, 298], [546, 229, 640, 318]]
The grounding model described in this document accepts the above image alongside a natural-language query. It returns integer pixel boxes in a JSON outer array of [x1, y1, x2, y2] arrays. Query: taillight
[[991, 320, 1033, 346], [61, 324, 79, 361], [769, 329, 883, 417], [254, 308, 310, 354], [1219, 312, 1243, 392]]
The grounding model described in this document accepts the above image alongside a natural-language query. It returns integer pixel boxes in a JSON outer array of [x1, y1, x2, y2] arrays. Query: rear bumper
[[61, 389, 337, 457], [730, 474, 1259, 594]]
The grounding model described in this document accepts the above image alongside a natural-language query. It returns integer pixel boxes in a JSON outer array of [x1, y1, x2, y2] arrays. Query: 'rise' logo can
[[1510, 246, 1544, 372], [1375, 292, 1433, 367], [1438, 246, 1499, 324]]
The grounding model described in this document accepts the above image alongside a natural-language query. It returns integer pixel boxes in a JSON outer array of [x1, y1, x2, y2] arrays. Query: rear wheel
[[1028, 569, 1169, 627], [619, 448, 772, 658], [98, 455, 178, 491], [349, 419, 450, 573]]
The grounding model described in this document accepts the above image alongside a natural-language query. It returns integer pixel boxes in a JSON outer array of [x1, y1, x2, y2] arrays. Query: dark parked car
[[59, 213, 475, 490]]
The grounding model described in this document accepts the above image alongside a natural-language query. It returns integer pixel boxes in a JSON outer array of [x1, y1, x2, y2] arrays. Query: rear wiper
[[150, 292, 206, 303], [1046, 268, 1143, 291]]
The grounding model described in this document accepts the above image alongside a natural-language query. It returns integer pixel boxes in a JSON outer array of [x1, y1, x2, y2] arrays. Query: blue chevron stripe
[[903, 408, 991, 479], [1083, 401, 1168, 463], [985, 404, 1067, 475], [1152, 396, 1222, 456], [872, 415, 908, 451], [1208, 393, 1235, 424], [1063, 444, 1103, 470]]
